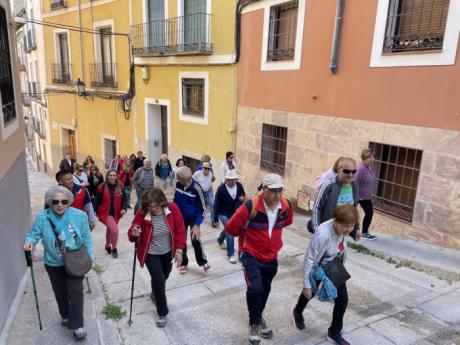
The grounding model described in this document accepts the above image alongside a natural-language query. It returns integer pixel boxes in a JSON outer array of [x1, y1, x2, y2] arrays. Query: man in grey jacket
[[132, 159, 155, 213], [308, 157, 361, 240]]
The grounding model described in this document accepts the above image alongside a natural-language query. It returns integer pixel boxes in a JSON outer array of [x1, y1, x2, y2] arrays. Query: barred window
[[0, 6, 16, 125], [383, 0, 450, 53], [260, 124, 288, 176], [267, 0, 298, 61], [369, 142, 423, 222], [182, 78, 204, 116], [182, 155, 201, 173]]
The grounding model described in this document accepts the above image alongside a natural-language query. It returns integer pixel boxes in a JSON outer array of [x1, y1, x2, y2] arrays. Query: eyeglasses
[[203, 167, 209, 170], [51, 199, 69, 206], [342, 169, 357, 175], [268, 188, 284, 194]]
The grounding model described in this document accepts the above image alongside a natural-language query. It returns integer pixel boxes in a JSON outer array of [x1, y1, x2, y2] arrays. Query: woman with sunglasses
[[119, 161, 134, 209], [72, 163, 89, 187], [88, 165, 104, 205], [24, 185, 94, 340], [128, 188, 186, 328], [94, 170, 129, 258]]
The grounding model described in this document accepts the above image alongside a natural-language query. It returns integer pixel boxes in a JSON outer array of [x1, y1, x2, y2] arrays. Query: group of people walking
[[24, 148, 377, 345]]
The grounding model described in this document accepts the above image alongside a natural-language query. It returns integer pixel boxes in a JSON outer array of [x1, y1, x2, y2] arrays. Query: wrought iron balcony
[[383, 33, 445, 53], [22, 92, 31, 106], [131, 13, 212, 57], [52, 63, 72, 84], [51, 0, 67, 10], [89, 63, 118, 88], [28, 81, 41, 100]]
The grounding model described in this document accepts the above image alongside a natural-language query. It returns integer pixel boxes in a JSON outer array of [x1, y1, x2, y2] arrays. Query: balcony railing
[[52, 63, 72, 84], [89, 63, 118, 88], [51, 0, 67, 10], [22, 92, 31, 107], [28, 82, 41, 100], [131, 13, 212, 57]]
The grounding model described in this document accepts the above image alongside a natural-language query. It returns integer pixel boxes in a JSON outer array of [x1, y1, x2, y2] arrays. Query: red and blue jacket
[[226, 194, 293, 262]]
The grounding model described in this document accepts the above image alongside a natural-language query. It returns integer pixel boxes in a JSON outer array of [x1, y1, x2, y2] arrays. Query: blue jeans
[[134, 189, 143, 214], [217, 215, 235, 257], [123, 186, 132, 207], [203, 190, 215, 223]]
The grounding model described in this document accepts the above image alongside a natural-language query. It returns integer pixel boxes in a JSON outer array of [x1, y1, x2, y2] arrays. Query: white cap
[[202, 162, 211, 169], [225, 169, 239, 180], [262, 174, 284, 189]]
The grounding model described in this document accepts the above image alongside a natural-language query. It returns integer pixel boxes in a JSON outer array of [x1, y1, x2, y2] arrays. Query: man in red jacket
[[226, 174, 293, 345]]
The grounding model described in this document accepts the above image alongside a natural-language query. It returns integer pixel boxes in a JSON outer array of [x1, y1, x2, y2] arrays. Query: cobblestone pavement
[[5, 161, 460, 345]]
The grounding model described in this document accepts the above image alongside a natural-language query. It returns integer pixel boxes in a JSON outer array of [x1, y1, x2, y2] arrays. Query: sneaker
[[73, 327, 87, 340], [150, 292, 156, 304], [260, 318, 273, 339], [111, 248, 118, 258], [293, 309, 305, 331], [178, 266, 187, 274], [327, 330, 350, 345], [61, 318, 68, 327], [248, 324, 261, 345], [219, 242, 227, 250], [228, 255, 237, 264], [156, 316, 167, 328], [105, 246, 112, 255], [361, 233, 377, 241], [203, 263, 212, 273]]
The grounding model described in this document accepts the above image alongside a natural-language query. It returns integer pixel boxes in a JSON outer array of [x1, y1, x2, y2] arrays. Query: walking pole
[[24, 250, 43, 330], [127, 238, 138, 326]]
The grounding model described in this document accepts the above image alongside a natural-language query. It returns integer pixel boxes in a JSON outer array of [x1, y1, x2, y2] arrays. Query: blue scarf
[[48, 209, 79, 250]]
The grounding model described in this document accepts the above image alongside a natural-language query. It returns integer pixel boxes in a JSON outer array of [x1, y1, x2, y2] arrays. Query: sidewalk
[[5, 163, 460, 345]]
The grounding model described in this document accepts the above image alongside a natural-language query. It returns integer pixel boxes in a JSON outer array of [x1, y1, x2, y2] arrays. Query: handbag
[[49, 217, 92, 278], [319, 238, 351, 288]]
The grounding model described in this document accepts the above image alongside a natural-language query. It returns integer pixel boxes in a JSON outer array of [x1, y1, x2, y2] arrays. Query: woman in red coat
[[94, 170, 128, 258], [128, 188, 186, 328], [118, 161, 134, 209]]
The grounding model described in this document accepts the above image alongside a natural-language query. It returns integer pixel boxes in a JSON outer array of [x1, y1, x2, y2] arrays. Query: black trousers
[[145, 252, 173, 317], [182, 220, 208, 267], [294, 283, 348, 335], [241, 252, 278, 325], [358, 199, 374, 234], [45, 264, 84, 330]]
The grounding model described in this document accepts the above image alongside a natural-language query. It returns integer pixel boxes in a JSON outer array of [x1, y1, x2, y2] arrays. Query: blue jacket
[[309, 266, 337, 302], [25, 207, 94, 267], [174, 180, 206, 226]]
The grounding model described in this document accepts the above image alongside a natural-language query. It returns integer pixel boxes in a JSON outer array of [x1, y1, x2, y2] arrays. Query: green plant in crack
[[102, 303, 126, 321], [92, 264, 104, 275]]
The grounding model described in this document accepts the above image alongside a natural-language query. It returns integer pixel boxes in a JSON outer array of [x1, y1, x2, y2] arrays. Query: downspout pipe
[[235, 0, 260, 63], [330, 0, 344, 74]]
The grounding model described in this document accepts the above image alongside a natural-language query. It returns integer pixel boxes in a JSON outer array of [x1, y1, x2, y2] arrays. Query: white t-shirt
[[220, 160, 237, 183], [192, 170, 213, 192], [263, 199, 282, 239], [73, 172, 88, 186], [225, 184, 238, 199]]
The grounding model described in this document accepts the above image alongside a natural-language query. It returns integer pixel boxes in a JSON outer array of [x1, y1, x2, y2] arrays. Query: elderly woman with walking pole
[[128, 188, 186, 327], [24, 185, 94, 340]]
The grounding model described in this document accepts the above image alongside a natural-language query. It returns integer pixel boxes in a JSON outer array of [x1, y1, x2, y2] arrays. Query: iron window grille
[[182, 155, 201, 173], [369, 142, 423, 222], [90, 63, 117, 88], [0, 7, 16, 125], [52, 63, 72, 84], [182, 78, 205, 116], [260, 124, 288, 176], [51, 0, 67, 10], [383, 0, 450, 53], [267, 0, 298, 61]]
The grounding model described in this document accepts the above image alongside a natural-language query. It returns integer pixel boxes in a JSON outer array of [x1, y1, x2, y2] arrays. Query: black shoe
[[293, 309, 305, 330], [111, 248, 118, 258], [362, 233, 377, 241], [105, 246, 112, 255], [260, 318, 273, 338], [61, 318, 68, 327], [248, 324, 261, 345]]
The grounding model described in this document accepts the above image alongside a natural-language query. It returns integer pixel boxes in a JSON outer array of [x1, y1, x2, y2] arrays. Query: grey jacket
[[310, 177, 359, 236]]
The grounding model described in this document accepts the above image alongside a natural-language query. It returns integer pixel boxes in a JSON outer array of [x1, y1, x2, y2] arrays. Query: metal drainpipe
[[330, 0, 344, 74], [77, 0, 84, 81]]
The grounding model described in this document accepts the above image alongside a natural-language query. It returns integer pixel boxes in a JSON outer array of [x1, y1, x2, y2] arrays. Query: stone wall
[[236, 106, 460, 249]]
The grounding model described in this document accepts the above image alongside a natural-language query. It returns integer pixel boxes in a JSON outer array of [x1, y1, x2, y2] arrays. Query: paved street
[[5, 161, 460, 345]]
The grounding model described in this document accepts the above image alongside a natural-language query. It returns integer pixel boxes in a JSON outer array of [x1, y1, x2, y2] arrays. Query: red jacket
[[96, 184, 124, 224], [226, 194, 293, 262], [127, 202, 186, 267], [72, 185, 87, 211], [118, 170, 133, 187]]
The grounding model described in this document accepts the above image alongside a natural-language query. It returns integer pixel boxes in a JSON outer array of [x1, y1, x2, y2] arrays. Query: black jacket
[[59, 158, 76, 173]]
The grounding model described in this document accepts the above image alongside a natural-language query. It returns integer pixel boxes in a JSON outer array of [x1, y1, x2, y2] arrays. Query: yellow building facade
[[42, 0, 134, 173], [131, 0, 238, 180]]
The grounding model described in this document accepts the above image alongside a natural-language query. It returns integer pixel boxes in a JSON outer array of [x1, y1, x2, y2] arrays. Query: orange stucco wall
[[237, 1, 460, 131]]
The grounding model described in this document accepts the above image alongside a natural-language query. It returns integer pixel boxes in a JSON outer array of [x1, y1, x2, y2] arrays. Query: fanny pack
[[49, 217, 92, 278]]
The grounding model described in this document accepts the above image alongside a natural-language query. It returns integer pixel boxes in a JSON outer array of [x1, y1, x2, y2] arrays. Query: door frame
[[59, 124, 77, 158], [144, 98, 171, 158]]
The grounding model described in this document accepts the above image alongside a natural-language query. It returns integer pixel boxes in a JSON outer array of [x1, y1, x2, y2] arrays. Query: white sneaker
[[228, 255, 237, 264]]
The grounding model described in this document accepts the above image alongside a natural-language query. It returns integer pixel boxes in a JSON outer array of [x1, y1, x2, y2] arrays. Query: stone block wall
[[236, 106, 460, 249]]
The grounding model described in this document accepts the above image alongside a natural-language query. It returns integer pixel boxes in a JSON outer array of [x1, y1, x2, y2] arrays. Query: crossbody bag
[[319, 238, 351, 288]]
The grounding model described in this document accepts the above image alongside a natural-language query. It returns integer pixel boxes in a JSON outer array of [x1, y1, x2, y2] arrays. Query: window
[[52, 33, 71, 84], [0, 6, 16, 126], [267, 0, 298, 61], [103, 138, 117, 169], [182, 155, 201, 173], [383, 0, 450, 53], [260, 124, 288, 176], [369, 142, 423, 222], [90, 27, 117, 88], [182, 78, 204, 116]]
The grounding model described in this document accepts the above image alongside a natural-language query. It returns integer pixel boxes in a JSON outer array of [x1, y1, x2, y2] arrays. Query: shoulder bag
[[319, 238, 351, 288]]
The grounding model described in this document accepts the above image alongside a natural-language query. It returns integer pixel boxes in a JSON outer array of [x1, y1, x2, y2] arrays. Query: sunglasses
[[203, 167, 209, 170], [342, 169, 357, 175], [51, 199, 69, 206]]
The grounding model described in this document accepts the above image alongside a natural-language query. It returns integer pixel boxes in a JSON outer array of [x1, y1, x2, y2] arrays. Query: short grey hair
[[143, 159, 151, 165], [176, 166, 192, 180], [45, 185, 74, 206], [337, 157, 357, 170]]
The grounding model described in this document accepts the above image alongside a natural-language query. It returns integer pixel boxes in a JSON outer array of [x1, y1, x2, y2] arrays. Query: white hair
[[176, 166, 192, 180], [45, 185, 74, 206], [143, 159, 151, 165]]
